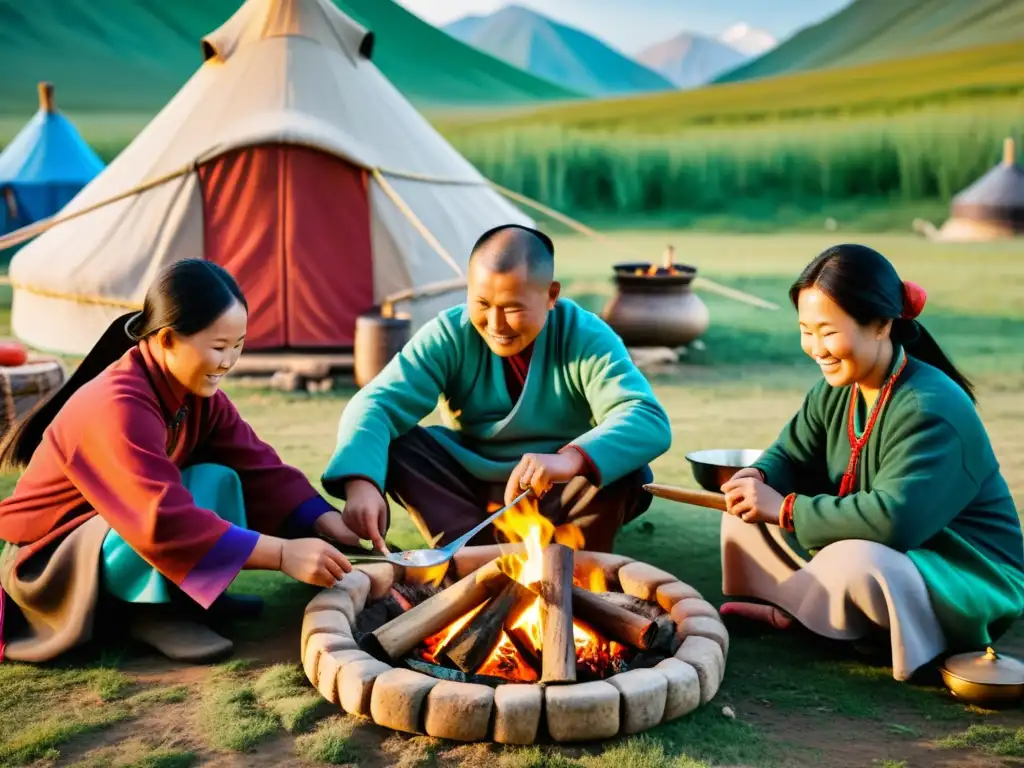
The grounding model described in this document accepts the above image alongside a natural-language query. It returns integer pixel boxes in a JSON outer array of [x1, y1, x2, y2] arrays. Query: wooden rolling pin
[[643, 483, 728, 512]]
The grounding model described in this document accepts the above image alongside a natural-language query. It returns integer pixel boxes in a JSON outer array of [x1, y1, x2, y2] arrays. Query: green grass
[[938, 724, 1024, 756], [1, 232, 1023, 767], [198, 663, 280, 752], [294, 718, 362, 764], [253, 664, 332, 733]]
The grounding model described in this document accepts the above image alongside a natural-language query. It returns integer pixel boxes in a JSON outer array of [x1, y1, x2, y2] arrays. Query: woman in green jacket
[[719, 243, 1024, 681]]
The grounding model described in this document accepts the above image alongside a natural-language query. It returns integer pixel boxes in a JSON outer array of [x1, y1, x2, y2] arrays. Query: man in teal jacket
[[322, 224, 672, 553]]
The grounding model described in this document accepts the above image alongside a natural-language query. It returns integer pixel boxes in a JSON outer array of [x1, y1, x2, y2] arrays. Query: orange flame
[[421, 600, 488, 663], [476, 630, 539, 681], [420, 494, 628, 682]]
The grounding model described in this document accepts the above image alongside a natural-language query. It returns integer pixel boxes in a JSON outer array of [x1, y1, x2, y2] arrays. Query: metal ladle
[[333, 489, 533, 569]]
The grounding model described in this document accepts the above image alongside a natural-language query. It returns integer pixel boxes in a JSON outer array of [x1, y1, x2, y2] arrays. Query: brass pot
[[601, 262, 710, 348], [940, 647, 1024, 707]]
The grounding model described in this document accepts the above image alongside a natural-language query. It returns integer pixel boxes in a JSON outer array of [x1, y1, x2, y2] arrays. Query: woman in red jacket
[[0, 259, 359, 664]]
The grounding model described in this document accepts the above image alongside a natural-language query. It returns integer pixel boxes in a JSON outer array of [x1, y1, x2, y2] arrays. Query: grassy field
[[431, 41, 1024, 226], [1, 231, 1023, 766], [3, 37, 1022, 236]]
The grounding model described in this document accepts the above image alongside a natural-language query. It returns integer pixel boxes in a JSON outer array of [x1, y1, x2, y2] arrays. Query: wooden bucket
[[354, 312, 411, 388]]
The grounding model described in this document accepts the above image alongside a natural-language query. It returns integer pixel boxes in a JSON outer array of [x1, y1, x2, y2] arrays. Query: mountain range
[[716, 0, 1024, 83], [443, 5, 675, 97], [636, 32, 749, 89], [0, 0, 580, 116], [443, 6, 777, 95]]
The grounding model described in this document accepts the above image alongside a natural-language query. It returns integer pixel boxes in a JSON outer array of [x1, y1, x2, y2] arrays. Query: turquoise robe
[[323, 299, 672, 494], [753, 346, 1024, 650]]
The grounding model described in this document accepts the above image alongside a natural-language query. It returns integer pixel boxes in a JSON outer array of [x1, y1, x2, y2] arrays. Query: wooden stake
[[571, 586, 657, 650], [363, 559, 510, 661], [38, 82, 54, 113], [540, 543, 576, 684], [443, 581, 534, 674]]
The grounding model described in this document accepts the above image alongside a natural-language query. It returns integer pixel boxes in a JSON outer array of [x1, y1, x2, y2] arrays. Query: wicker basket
[[0, 358, 67, 438]]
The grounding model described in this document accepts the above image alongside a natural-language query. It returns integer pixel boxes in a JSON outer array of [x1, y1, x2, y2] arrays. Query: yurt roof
[[3, 0, 534, 356], [0, 83, 105, 186], [951, 137, 1024, 222]]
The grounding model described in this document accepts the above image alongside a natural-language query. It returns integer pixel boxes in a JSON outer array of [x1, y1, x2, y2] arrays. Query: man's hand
[[313, 510, 363, 547], [504, 451, 585, 506], [341, 479, 390, 554]]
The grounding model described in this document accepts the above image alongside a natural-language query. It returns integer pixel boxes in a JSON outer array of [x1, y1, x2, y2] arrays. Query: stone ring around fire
[[300, 544, 729, 745]]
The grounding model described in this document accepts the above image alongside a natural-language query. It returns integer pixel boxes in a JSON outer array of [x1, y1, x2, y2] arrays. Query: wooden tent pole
[[486, 181, 779, 311], [370, 168, 464, 279]]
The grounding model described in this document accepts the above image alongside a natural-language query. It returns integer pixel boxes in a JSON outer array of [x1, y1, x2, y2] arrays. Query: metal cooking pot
[[685, 448, 764, 492], [601, 255, 710, 349], [940, 647, 1024, 707]]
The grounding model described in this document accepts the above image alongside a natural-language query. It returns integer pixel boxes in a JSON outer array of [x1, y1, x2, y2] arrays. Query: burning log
[[503, 588, 543, 674], [571, 586, 657, 651], [363, 559, 510, 662], [442, 581, 535, 674], [540, 543, 576, 684]]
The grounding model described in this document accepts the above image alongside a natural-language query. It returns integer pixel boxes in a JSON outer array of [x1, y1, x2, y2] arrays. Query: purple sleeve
[[278, 494, 335, 539], [178, 524, 260, 609]]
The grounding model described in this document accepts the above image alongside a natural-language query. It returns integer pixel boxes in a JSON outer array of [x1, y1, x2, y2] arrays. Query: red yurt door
[[198, 143, 374, 350]]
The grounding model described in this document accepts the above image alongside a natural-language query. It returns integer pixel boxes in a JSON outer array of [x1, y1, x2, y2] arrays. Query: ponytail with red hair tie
[[900, 280, 927, 320]]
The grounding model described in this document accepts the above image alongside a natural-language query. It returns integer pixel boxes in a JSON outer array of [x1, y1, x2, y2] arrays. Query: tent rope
[[0, 163, 196, 252], [0, 154, 776, 311], [370, 167, 464, 278], [8, 280, 142, 310]]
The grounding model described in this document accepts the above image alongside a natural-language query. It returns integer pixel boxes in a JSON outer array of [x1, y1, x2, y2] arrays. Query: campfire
[[355, 498, 679, 688], [300, 496, 729, 744], [400, 499, 665, 686]]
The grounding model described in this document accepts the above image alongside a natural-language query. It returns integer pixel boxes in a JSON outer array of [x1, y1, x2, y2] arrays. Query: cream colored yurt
[[7, 0, 531, 356], [918, 137, 1024, 242]]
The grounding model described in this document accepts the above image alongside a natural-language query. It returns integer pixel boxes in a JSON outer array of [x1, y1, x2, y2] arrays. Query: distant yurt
[[923, 137, 1024, 242], [6, 0, 531, 357], [0, 83, 104, 236]]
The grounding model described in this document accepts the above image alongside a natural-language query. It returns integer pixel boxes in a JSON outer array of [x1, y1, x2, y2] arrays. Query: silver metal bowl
[[685, 448, 764, 492]]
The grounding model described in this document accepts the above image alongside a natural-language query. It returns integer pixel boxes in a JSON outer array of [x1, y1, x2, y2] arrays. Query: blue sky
[[395, 0, 854, 53]]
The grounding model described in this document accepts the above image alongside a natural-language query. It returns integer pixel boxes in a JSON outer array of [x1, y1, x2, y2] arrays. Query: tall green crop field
[[436, 41, 1024, 227], [446, 105, 1023, 221]]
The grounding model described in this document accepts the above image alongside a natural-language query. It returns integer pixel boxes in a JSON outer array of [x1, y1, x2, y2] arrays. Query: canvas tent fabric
[[7, 0, 532, 355], [0, 83, 104, 236], [935, 138, 1023, 242]]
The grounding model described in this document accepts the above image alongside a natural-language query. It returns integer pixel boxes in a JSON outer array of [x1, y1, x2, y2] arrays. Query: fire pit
[[300, 505, 728, 744], [601, 245, 710, 349]]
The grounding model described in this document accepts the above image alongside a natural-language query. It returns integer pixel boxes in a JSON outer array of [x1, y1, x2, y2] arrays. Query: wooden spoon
[[643, 483, 728, 512]]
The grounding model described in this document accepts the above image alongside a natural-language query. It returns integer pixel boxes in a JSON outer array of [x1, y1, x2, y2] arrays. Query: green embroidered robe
[[323, 298, 672, 495], [753, 346, 1024, 650]]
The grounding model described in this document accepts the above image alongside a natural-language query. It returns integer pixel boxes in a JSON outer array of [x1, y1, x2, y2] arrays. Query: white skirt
[[720, 514, 947, 681]]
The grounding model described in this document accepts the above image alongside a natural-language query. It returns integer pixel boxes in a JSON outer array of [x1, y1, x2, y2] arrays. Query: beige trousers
[[720, 514, 947, 681]]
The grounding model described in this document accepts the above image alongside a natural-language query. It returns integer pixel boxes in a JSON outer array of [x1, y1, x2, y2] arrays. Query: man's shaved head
[[467, 224, 560, 357], [469, 224, 555, 284]]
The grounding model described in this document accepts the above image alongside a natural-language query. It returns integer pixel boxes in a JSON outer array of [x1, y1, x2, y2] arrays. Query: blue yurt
[[0, 83, 105, 236]]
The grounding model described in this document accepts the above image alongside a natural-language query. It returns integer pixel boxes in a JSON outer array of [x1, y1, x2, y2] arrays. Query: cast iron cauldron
[[601, 254, 710, 349]]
